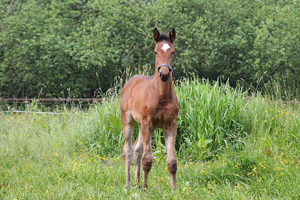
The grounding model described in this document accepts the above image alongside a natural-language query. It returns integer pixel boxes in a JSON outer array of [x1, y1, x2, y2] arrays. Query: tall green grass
[[176, 79, 249, 159], [1, 77, 300, 199]]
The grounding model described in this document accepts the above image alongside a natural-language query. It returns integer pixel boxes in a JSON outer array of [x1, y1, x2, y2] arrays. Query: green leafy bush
[[1, 0, 300, 98]]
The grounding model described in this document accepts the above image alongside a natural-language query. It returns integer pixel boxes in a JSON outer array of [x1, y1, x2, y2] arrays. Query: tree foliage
[[1, 0, 300, 98]]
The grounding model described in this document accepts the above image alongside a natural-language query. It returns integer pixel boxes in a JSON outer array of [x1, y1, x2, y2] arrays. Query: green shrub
[[1, 0, 300, 99]]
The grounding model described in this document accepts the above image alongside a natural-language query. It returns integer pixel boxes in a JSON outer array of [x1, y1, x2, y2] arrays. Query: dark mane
[[158, 33, 170, 42]]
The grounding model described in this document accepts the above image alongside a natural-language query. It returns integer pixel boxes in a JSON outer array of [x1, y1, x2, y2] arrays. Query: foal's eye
[[154, 51, 157, 55], [172, 52, 175, 56]]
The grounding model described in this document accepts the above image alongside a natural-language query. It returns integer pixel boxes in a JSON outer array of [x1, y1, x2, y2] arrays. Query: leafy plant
[[1, 0, 300, 99]]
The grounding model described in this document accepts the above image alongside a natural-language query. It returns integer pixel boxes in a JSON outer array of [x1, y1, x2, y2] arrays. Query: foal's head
[[153, 28, 176, 82]]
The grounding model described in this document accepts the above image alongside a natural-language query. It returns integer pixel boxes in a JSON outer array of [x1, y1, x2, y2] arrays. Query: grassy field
[[1, 78, 300, 199]]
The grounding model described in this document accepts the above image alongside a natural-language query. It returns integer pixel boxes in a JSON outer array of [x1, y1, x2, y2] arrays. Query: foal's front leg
[[163, 122, 178, 191], [141, 122, 154, 189]]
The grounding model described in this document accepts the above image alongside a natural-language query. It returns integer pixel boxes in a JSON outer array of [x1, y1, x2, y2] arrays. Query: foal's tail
[[133, 131, 163, 149], [133, 135, 139, 149]]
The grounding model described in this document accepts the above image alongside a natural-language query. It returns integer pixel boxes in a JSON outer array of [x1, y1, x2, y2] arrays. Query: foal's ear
[[169, 28, 176, 43], [153, 28, 160, 42]]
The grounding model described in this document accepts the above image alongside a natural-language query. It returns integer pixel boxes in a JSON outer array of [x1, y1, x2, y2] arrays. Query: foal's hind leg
[[121, 112, 135, 189], [133, 125, 143, 185]]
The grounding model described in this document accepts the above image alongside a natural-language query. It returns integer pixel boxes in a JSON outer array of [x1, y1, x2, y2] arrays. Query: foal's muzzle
[[157, 64, 174, 82]]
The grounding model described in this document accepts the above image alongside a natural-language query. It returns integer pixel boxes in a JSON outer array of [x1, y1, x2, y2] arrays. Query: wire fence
[[0, 110, 63, 114], [2, 98, 299, 104], [0, 98, 299, 115], [0, 98, 101, 102], [0, 98, 103, 112]]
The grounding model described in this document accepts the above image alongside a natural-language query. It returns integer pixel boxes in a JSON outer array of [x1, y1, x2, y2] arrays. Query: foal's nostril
[[160, 72, 170, 82]]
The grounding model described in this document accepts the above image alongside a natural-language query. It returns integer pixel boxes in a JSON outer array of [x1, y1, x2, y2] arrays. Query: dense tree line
[[1, 0, 300, 98]]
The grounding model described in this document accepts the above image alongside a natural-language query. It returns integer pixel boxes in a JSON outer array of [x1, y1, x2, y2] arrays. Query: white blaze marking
[[161, 43, 170, 52]]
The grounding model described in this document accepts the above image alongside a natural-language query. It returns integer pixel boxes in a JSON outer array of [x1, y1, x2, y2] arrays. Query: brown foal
[[120, 28, 179, 190]]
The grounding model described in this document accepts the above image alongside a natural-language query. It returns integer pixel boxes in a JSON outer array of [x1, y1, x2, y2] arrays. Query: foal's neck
[[153, 75, 173, 99]]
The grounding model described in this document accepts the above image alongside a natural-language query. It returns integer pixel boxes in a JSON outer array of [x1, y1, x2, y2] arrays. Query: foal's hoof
[[142, 184, 148, 191], [125, 183, 130, 190]]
